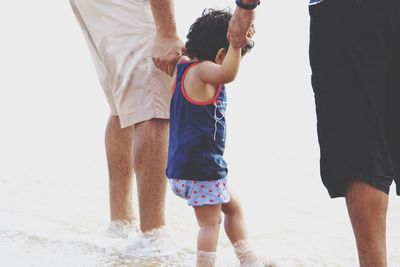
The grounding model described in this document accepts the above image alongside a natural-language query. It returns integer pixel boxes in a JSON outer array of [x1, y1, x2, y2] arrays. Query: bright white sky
[[0, 0, 314, 183]]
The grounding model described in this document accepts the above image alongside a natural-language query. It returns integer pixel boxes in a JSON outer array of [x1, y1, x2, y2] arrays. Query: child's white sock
[[196, 250, 217, 267]]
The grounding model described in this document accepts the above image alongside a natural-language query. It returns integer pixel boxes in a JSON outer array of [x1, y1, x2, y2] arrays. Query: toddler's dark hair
[[185, 8, 254, 62]]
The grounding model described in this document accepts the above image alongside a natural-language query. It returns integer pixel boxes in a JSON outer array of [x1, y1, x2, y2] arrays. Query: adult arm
[[227, 0, 259, 48], [150, 0, 185, 76]]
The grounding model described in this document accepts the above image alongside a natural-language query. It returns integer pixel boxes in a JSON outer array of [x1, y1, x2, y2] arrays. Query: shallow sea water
[[1, 165, 399, 267]]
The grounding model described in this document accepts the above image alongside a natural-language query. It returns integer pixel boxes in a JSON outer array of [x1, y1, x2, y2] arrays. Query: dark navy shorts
[[309, 0, 400, 198]]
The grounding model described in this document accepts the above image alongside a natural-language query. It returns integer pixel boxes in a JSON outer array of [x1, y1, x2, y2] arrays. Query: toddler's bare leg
[[222, 190, 259, 266], [222, 190, 247, 244], [194, 204, 222, 267]]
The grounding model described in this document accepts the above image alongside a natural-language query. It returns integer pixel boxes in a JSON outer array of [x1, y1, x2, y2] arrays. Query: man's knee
[[106, 115, 134, 178], [345, 180, 388, 199], [135, 118, 169, 139], [105, 115, 134, 145], [345, 180, 368, 196], [133, 119, 168, 170], [345, 180, 389, 218]]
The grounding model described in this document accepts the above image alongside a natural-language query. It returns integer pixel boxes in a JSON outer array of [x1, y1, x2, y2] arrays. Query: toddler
[[166, 9, 269, 267]]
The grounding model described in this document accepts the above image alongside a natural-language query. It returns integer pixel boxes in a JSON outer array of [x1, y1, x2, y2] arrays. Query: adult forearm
[[150, 0, 184, 76], [150, 0, 177, 37]]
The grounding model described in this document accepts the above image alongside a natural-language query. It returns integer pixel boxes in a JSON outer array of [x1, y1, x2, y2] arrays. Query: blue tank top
[[166, 62, 228, 181]]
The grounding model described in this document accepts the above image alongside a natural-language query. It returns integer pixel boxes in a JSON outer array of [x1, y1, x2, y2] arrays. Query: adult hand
[[152, 34, 185, 77], [227, 7, 255, 48]]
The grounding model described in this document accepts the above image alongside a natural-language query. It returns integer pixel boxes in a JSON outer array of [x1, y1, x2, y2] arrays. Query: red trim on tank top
[[181, 62, 222, 106]]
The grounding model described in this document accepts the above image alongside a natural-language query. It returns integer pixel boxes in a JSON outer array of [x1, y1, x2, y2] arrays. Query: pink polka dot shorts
[[169, 177, 230, 206]]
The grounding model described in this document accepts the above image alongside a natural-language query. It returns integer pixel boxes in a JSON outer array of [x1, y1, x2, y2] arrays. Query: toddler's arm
[[195, 46, 241, 86]]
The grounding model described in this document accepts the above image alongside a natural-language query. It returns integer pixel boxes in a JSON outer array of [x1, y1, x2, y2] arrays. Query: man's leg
[[345, 181, 388, 267], [133, 119, 168, 232], [105, 115, 135, 222]]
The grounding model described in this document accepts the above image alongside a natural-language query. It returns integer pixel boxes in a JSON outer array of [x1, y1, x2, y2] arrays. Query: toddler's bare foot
[[197, 250, 217, 267], [233, 240, 277, 267], [239, 257, 277, 267]]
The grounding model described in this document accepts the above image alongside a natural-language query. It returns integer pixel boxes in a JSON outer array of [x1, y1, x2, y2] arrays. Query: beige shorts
[[70, 0, 171, 128]]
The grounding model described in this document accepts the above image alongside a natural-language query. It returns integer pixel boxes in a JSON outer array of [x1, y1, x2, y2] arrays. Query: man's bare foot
[[106, 220, 136, 238]]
